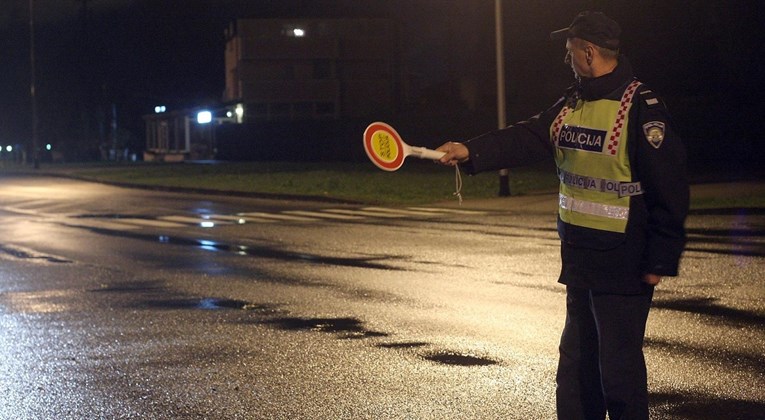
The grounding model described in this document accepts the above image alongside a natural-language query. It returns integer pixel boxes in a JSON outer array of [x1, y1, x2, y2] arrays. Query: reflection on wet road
[[0, 176, 763, 418]]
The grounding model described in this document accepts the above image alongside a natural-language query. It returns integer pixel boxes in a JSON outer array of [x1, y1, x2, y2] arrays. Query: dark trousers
[[556, 285, 654, 420]]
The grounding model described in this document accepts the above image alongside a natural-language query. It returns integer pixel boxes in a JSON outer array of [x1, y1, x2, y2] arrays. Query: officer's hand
[[643, 273, 662, 285], [436, 142, 469, 166]]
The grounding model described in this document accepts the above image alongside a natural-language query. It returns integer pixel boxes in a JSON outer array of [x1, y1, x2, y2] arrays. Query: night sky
[[1, 0, 761, 169]]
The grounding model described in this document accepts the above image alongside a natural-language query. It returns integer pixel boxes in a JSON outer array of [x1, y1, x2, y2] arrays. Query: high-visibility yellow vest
[[550, 80, 643, 233]]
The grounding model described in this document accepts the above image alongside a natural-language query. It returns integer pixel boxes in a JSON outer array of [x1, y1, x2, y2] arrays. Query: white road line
[[283, 210, 363, 220], [64, 219, 141, 231], [407, 207, 486, 215], [53, 206, 486, 233], [32, 202, 78, 214], [230, 216, 277, 224], [1, 206, 45, 216], [4, 199, 51, 209], [238, 212, 318, 222], [159, 215, 233, 225], [158, 215, 207, 224], [208, 214, 249, 224], [116, 218, 188, 228], [323, 209, 406, 218], [360, 207, 442, 217]]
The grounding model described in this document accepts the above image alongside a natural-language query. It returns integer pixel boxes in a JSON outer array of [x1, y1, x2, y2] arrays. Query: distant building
[[223, 18, 404, 121], [144, 17, 404, 162], [143, 108, 225, 162]]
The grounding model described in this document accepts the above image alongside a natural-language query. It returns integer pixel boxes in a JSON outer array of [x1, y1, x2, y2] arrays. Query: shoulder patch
[[643, 121, 665, 149]]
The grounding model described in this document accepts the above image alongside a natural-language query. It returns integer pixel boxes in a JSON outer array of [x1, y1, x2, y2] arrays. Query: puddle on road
[[69, 224, 404, 271], [646, 336, 765, 377], [143, 297, 278, 312], [148, 297, 253, 310], [423, 351, 499, 367], [262, 316, 389, 339], [91, 283, 281, 313], [650, 390, 765, 419], [652, 296, 765, 326], [0, 245, 72, 264], [91, 281, 165, 293], [376, 342, 429, 349], [261, 316, 498, 366], [93, 283, 501, 368]]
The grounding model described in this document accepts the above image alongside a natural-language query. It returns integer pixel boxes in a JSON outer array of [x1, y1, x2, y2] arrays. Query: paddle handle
[[409, 146, 446, 160]]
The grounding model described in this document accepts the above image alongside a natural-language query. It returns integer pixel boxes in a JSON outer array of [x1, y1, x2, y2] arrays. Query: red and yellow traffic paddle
[[363, 122, 445, 172]]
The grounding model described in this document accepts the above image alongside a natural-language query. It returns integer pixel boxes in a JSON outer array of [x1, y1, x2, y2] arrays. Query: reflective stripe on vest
[[558, 168, 643, 198], [559, 193, 629, 220]]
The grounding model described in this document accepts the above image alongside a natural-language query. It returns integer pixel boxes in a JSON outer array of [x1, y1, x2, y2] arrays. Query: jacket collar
[[577, 55, 634, 101]]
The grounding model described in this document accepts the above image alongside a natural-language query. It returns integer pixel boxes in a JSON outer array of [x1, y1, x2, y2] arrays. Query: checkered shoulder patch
[[605, 80, 642, 156]]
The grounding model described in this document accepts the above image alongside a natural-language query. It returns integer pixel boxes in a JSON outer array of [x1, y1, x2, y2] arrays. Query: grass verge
[[2, 160, 559, 205], [2, 160, 763, 208]]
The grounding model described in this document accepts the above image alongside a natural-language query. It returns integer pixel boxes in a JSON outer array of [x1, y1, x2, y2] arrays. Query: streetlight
[[496, 0, 510, 196], [29, 0, 40, 169], [197, 110, 213, 124], [495, 0, 507, 131]]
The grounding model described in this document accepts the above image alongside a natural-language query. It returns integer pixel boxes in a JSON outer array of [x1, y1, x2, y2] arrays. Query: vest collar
[[577, 55, 634, 101]]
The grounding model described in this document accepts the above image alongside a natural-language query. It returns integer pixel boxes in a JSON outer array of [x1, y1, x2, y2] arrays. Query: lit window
[[284, 25, 307, 37], [235, 104, 244, 123]]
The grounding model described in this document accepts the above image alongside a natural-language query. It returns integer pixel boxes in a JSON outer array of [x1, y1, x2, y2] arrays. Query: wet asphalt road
[[0, 176, 763, 419]]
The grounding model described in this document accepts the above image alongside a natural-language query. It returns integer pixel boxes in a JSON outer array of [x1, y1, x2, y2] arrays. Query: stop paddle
[[363, 122, 445, 171]]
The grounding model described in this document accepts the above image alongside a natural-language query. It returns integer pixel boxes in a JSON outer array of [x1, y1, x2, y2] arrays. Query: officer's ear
[[585, 44, 594, 66]]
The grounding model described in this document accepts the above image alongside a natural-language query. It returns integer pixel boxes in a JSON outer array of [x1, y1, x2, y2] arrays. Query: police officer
[[436, 11, 688, 420]]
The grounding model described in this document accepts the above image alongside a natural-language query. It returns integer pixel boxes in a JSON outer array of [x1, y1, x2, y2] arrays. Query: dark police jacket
[[462, 58, 689, 294]]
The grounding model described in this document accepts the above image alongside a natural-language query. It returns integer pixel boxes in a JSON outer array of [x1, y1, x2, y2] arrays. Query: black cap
[[550, 11, 620, 50]]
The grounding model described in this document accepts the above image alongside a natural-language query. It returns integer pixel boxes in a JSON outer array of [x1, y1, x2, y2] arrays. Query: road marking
[[238, 212, 318, 222], [116, 218, 188, 228], [1, 206, 44, 216], [408, 207, 486, 215], [5, 199, 51, 209], [159, 215, 234, 225], [283, 210, 364, 220], [321, 209, 406, 218], [208, 214, 249, 224], [361, 207, 448, 217], [229, 216, 277, 224], [33, 202, 78, 213], [8, 203, 488, 235], [64, 219, 142, 231]]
